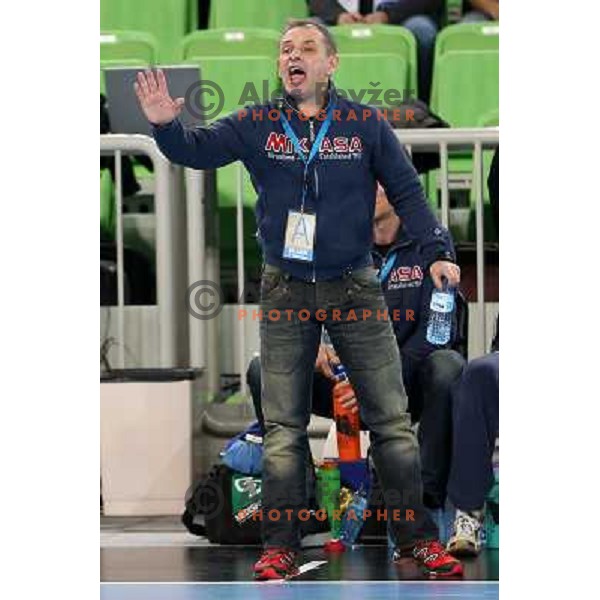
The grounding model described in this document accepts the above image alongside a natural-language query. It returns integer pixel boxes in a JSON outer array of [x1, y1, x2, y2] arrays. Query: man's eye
[[281, 47, 292, 54]]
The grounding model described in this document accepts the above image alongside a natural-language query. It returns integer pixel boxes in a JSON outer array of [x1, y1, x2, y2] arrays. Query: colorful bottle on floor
[[317, 461, 344, 551], [332, 364, 361, 461], [339, 487, 368, 549]]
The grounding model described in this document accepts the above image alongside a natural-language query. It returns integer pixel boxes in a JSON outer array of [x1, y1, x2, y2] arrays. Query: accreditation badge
[[282, 210, 316, 262]]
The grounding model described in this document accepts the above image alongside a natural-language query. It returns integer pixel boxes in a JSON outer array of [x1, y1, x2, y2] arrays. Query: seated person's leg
[[461, 11, 492, 22], [416, 349, 466, 510], [246, 355, 266, 433], [447, 352, 499, 556], [400, 14, 438, 103]]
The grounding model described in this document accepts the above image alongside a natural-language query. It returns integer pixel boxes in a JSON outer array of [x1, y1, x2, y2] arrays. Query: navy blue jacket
[[152, 88, 454, 281], [373, 225, 457, 370]]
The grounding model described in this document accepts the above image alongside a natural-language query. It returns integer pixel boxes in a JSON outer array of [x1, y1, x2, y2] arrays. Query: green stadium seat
[[476, 110, 499, 196], [334, 54, 412, 107], [465, 110, 498, 243], [432, 22, 499, 125], [182, 30, 280, 186], [427, 24, 499, 243], [100, 0, 189, 62], [331, 25, 418, 99], [469, 135, 498, 242], [431, 50, 498, 127], [100, 30, 157, 64], [100, 169, 114, 238], [100, 31, 157, 94], [479, 109, 499, 128], [182, 28, 280, 61], [209, 0, 308, 30], [185, 56, 279, 119], [435, 21, 499, 58], [182, 42, 279, 274]]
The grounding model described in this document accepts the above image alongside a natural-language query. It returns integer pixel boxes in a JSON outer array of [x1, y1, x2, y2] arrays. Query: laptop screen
[[104, 66, 202, 135]]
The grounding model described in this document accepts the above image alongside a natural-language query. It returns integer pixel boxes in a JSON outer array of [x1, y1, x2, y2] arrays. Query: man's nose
[[289, 48, 301, 59]]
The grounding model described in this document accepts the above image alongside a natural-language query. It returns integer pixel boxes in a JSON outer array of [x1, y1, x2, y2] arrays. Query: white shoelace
[[454, 511, 481, 539]]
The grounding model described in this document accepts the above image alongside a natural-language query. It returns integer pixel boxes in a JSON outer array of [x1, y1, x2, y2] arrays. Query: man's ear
[[327, 53, 339, 77]]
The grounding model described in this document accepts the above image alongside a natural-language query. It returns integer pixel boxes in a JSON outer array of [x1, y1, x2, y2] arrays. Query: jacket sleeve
[[379, 0, 442, 23], [372, 119, 455, 268], [151, 111, 250, 170], [309, 0, 346, 25]]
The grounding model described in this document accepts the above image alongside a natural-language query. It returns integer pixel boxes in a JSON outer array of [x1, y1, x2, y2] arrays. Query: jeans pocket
[[260, 265, 287, 304], [261, 317, 304, 374], [349, 266, 381, 292]]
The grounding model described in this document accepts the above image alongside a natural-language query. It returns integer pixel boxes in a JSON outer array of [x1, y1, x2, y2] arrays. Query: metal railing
[[101, 128, 498, 383], [100, 134, 189, 368], [399, 128, 499, 350]]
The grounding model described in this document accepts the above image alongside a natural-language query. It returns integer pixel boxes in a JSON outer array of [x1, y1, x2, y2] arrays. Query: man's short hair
[[281, 18, 338, 56]]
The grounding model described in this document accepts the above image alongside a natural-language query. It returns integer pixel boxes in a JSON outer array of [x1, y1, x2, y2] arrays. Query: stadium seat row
[[100, 0, 307, 62], [100, 0, 478, 63], [101, 23, 498, 128], [100, 20, 498, 269]]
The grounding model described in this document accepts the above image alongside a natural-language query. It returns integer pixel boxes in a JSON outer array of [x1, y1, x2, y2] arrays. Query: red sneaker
[[398, 539, 464, 578], [253, 548, 299, 580]]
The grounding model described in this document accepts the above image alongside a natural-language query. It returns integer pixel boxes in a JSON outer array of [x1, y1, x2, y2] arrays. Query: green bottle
[[317, 460, 341, 540]]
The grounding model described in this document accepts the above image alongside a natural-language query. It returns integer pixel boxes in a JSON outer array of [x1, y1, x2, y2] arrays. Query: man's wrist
[[426, 252, 456, 271], [151, 118, 177, 130], [433, 252, 455, 264]]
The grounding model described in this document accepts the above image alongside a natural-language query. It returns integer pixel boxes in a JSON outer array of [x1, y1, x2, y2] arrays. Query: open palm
[[134, 69, 185, 126]]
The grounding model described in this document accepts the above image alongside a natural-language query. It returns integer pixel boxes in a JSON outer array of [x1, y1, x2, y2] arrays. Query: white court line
[[253, 560, 329, 585]]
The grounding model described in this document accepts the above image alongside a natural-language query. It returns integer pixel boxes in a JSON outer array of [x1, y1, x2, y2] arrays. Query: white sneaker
[[447, 509, 483, 557]]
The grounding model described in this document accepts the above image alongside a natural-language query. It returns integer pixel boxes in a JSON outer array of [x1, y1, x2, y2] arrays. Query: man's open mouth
[[288, 65, 306, 86]]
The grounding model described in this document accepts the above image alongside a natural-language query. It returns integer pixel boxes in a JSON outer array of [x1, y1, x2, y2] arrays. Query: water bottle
[[332, 364, 361, 462], [426, 281, 455, 345], [339, 487, 368, 548]]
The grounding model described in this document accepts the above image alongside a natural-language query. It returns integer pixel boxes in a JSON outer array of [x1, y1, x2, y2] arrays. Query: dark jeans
[[248, 348, 465, 511], [257, 263, 437, 551], [447, 352, 499, 511], [401, 15, 438, 103], [406, 350, 466, 509]]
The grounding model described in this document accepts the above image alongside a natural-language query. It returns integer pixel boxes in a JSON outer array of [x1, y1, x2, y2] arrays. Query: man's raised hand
[[134, 69, 185, 126]]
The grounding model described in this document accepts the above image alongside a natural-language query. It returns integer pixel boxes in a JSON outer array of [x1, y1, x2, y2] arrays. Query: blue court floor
[[101, 517, 498, 600], [101, 581, 499, 600]]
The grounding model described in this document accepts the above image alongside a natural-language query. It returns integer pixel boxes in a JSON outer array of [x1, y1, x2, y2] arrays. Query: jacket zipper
[[309, 118, 317, 283], [283, 96, 331, 284]]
